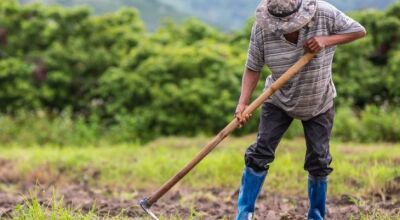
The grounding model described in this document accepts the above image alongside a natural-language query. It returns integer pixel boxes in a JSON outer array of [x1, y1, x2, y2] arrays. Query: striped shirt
[[246, 0, 365, 120]]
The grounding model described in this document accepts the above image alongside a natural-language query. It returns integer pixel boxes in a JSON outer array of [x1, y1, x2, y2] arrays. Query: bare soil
[[0, 158, 399, 219], [0, 183, 399, 219]]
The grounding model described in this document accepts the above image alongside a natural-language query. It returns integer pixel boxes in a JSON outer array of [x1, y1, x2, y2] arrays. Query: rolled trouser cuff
[[308, 175, 328, 182]]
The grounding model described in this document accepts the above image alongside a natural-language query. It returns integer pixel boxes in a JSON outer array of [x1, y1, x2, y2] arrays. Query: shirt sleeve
[[329, 6, 366, 34], [245, 23, 265, 72]]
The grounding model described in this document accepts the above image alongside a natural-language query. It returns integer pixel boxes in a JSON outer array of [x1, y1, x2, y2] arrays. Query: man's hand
[[304, 32, 367, 53], [304, 36, 327, 53], [235, 103, 252, 128], [235, 68, 260, 128]]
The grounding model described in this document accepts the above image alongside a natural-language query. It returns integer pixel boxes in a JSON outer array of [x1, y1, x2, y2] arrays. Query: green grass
[[11, 196, 207, 220], [12, 191, 125, 220], [2, 136, 399, 219], [1, 136, 399, 196], [11, 196, 398, 220], [13, 198, 96, 220]]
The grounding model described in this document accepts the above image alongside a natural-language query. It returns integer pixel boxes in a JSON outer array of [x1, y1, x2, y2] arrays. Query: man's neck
[[284, 31, 300, 44]]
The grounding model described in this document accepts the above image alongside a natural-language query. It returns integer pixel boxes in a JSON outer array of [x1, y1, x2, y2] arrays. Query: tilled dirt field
[[0, 157, 400, 219], [0, 182, 399, 219]]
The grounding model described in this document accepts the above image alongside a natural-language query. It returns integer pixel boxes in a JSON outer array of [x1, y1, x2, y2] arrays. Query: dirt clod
[[0, 159, 20, 184]]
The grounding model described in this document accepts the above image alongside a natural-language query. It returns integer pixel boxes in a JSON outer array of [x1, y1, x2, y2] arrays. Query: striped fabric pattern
[[246, 0, 365, 120]]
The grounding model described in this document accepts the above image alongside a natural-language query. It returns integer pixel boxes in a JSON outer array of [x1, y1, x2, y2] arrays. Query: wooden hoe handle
[[144, 52, 316, 206]]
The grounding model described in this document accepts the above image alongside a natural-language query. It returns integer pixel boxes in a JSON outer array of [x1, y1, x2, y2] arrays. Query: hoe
[[139, 52, 316, 219]]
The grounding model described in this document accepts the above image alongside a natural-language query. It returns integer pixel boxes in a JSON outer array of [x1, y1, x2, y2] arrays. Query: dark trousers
[[245, 103, 334, 177]]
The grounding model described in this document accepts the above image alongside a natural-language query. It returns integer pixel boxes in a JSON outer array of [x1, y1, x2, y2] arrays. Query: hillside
[[19, 0, 187, 30], [19, 0, 399, 30], [158, 0, 259, 30], [160, 0, 398, 30]]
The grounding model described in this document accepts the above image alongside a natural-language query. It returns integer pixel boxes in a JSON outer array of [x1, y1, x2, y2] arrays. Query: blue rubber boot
[[307, 176, 328, 220], [236, 166, 267, 220]]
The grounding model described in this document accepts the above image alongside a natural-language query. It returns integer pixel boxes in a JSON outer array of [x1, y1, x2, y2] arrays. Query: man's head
[[267, 0, 303, 18], [256, 0, 317, 35]]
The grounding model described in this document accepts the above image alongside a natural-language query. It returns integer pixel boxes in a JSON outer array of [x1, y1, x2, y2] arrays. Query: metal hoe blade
[[139, 198, 159, 220]]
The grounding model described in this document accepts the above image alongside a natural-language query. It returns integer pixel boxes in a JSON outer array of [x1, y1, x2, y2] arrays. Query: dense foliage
[[0, 0, 400, 144]]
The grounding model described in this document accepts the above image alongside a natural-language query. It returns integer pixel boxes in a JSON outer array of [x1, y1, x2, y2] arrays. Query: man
[[235, 0, 366, 219]]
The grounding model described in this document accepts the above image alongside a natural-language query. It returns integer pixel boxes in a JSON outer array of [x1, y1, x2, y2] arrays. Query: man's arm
[[235, 68, 261, 126], [305, 1, 367, 53], [304, 31, 366, 53]]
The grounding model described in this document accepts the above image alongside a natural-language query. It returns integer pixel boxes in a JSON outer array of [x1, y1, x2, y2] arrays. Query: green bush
[[0, 106, 398, 146], [0, 110, 102, 146], [332, 106, 363, 141], [333, 105, 400, 142], [359, 105, 400, 142], [0, 58, 36, 111], [0, 1, 399, 143]]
